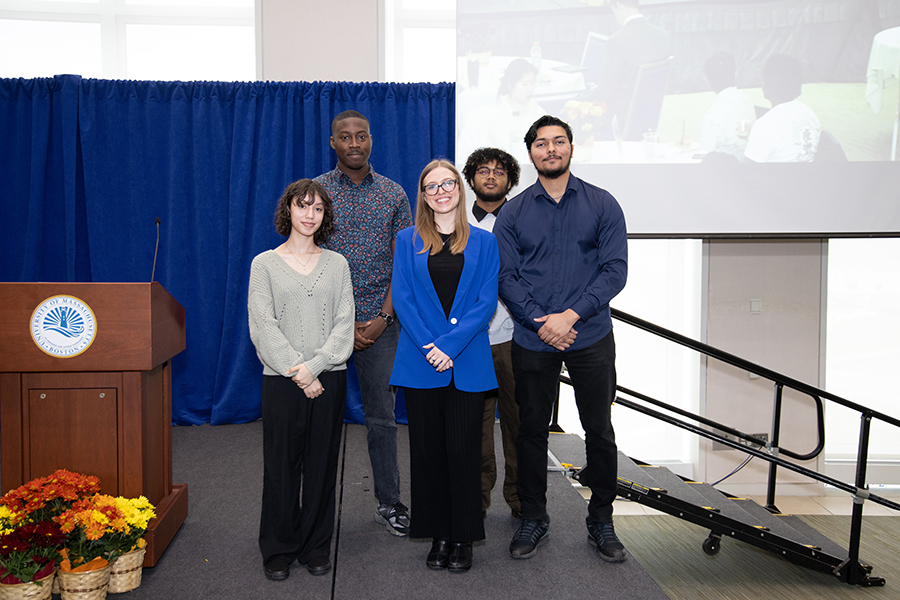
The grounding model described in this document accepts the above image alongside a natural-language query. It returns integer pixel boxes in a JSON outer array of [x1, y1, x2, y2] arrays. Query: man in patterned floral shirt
[[315, 110, 414, 536]]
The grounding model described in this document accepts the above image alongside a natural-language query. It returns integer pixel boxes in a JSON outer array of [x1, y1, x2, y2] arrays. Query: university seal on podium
[[30, 295, 97, 357]]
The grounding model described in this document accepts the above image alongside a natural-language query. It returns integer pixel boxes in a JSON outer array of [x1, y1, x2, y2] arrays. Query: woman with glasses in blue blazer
[[390, 159, 499, 573]]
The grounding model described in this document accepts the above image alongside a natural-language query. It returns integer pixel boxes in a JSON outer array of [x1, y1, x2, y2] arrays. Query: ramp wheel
[[702, 533, 721, 556]]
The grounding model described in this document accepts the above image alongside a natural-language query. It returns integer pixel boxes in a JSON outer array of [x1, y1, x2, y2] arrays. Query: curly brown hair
[[273, 179, 335, 245]]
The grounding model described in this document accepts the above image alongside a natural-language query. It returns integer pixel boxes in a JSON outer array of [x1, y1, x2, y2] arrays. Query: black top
[[428, 232, 465, 319]]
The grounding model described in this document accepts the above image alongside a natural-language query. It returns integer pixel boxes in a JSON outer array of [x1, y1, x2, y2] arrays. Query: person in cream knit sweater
[[248, 179, 354, 581]]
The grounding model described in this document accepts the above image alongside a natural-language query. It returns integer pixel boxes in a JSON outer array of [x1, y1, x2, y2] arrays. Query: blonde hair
[[415, 159, 470, 255]]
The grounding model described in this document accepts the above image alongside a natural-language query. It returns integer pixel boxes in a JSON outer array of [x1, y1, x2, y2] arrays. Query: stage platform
[[118, 421, 669, 600]]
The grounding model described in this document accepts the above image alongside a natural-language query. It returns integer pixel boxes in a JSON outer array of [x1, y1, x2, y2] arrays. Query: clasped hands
[[286, 363, 323, 398], [354, 318, 386, 351], [423, 343, 453, 372], [534, 309, 580, 351]]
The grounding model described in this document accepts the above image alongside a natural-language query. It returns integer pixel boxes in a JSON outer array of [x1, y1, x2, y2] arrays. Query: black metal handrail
[[611, 308, 900, 429], [555, 308, 900, 586]]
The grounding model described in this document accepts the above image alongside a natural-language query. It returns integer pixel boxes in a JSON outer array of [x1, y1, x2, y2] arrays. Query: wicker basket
[[106, 546, 146, 594], [0, 570, 55, 600], [57, 564, 111, 600]]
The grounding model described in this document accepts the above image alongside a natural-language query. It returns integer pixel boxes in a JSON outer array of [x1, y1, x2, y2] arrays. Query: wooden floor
[[547, 431, 900, 598], [608, 491, 900, 517], [615, 514, 900, 600]]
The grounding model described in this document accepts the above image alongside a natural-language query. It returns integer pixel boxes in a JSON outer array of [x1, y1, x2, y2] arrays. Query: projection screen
[[455, 0, 900, 237]]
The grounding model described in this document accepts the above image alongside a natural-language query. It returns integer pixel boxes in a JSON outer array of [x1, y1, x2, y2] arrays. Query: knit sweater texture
[[248, 249, 355, 379]]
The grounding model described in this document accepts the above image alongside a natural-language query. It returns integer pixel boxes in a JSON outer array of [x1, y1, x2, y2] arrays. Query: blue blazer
[[389, 225, 499, 393]]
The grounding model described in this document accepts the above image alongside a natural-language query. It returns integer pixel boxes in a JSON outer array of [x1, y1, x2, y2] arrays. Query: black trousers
[[258, 370, 346, 564], [404, 381, 485, 542], [513, 332, 618, 523]]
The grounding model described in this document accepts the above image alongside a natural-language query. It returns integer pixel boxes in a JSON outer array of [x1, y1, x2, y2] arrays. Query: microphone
[[151, 218, 161, 282]]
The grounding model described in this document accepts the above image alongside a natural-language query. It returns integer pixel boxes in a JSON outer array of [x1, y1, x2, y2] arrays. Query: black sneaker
[[586, 519, 627, 562], [375, 501, 411, 536], [508, 517, 549, 559]]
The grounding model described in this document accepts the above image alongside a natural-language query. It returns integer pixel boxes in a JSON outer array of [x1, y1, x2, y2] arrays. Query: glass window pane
[[401, 28, 455, 83], [22, 0, 99, 4], [124, 0, 252, 6], [0, 19, 102, 79], [125, 23, 255, 82], [403, 0, 454, 9], [826, 238, 900, 459]]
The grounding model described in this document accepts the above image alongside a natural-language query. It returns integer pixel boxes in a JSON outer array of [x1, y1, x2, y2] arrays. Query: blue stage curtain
[[0, 75, 455, 425]]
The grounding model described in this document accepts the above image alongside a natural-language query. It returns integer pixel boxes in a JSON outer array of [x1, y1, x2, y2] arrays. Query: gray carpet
[[110, 420, 668, 600], [335, 423, 668, 600]]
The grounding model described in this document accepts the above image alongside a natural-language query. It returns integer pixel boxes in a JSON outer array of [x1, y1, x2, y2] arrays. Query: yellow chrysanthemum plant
[[56, 494, 156, 573]]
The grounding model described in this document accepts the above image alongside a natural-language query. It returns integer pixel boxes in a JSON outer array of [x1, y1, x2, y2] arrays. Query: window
[[825, 239, 900, 473], [0, 0, 255, 81], [383, 0, 455, 83]]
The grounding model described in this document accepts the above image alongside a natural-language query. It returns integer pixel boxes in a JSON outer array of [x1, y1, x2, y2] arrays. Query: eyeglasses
[[423, 179, 458, 195], [476, 167, 507, 178]]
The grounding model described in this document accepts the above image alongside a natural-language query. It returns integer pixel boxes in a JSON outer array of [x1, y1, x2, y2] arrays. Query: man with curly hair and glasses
[[462, 147, 523, 522]]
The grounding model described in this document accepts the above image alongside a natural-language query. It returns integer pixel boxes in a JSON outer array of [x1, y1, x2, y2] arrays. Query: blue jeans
[[513, 332, 618, 523], [353, 321, 401, 505]]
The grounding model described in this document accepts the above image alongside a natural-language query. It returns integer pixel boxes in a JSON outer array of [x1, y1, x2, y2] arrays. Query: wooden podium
[[0, 282, 188, 567]]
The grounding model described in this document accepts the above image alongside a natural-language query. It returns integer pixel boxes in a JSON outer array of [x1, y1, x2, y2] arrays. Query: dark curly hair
[[273, 179, 335, 245], [462, 147, 521, 191], [524, 115, 573, 152]]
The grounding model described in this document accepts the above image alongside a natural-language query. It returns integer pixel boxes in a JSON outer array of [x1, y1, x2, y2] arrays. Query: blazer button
[[450, 317, 458, 325]]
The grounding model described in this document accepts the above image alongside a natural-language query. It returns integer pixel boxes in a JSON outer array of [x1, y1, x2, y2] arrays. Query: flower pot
[[107, 546, 146, 594], [57, 564, 111, 600], [0, 569, 55, 600]]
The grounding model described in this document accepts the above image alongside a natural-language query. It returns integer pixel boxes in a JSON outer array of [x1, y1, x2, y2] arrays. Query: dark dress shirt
[[493, 174, 628, 353]]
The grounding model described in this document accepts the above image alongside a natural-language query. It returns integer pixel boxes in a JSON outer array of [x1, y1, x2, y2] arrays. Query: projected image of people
[[457, 0, 898, 166], [698, 51, 756, 161], [458, 58, 546, 164], [744, 54, 821, 163], [591, 0, 672, 140], [456, 0, 900, 235]]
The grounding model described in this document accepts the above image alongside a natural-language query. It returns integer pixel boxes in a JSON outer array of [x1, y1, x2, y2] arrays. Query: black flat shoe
[[426, 538, 450, 570], [306, 555, 331, 576], [263, 555, 292, 581], [447, 541, 472, 573]]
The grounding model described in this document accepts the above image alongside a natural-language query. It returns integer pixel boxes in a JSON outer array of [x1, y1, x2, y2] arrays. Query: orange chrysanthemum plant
[[0, 469, 100, 585], [56, 494, 156, 573]]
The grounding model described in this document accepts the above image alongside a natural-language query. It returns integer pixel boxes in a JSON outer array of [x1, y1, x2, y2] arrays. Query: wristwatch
[[378, 312, 394, 327]]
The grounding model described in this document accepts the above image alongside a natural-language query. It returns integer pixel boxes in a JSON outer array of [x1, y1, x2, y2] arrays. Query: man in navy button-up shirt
[[494, 115, 628, 564]]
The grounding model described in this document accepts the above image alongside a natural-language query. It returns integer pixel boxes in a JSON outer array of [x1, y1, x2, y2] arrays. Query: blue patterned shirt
[[315, 166, 412, 321]]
